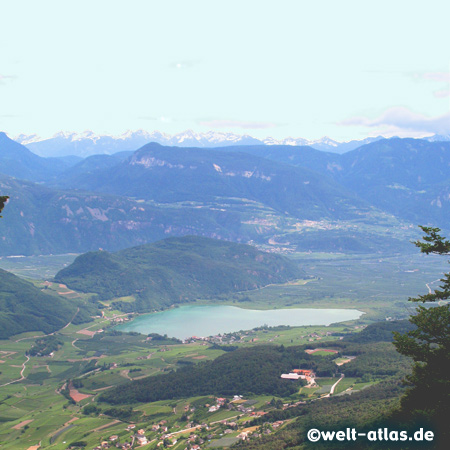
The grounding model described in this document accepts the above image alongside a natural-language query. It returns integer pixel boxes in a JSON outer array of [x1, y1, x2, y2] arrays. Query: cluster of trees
[[339, 342, 411, 380], [0, 196, 8, 217], [27, 335, 63, 357], [99, 318, 420, 407], [344, 320, 415, 344], [238, 380, 406, 450], [147, 333, 182, 345], [393, 227, 450, 445], [100, 345, 325, 404]]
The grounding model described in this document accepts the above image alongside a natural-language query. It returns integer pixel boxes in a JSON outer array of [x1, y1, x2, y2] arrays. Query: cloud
[[137, 116, 158, 121], [169, 60, 201, 70], [422, 72, 450, 83], [418, 72, 450, 98], [0, 74, 17, 85], [339, 107, 450, 136], [434, 89, 450, 98], [199, 119, 278, 130]]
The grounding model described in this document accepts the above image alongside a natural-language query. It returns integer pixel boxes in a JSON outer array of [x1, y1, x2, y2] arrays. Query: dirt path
[[93, 385, 113, 392], [15, 307, 80, 343], [0, 355, 30, 387], [120, 369, 132, 380], [32, 364, 51, 373], [61, 307, 80, 329], [15, 335, 42, 343], [329, 374, 344, 395], [166, 415, 240, 438], [91, 419, 121, 432], [12, 419, 34, 430]]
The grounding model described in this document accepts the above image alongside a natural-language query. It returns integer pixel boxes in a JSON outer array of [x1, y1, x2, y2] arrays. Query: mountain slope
[[54, 143, 371, 221], [222, 138, 450, 226], [0, 269, 77, 339], [55, 236, 304, 312], [54, 152, 133, 180], [212, 144, 342, 175], [0, 171, 413, 256], [0, 132, 75, 182], [337, 138, 450, 224], [0, 173, 270, 256]]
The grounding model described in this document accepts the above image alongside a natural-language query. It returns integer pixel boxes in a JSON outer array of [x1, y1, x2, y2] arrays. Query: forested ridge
[[100, 346, 310, 403], [55, 235, 304, 312], [235, 381, 407, 450], [100, 322, 411, 405], [0, 269, 91, 339]]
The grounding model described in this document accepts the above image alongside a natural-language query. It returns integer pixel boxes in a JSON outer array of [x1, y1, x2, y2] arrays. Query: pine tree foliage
[[0, 195, 8, 217], [393, 226, 450, 443]]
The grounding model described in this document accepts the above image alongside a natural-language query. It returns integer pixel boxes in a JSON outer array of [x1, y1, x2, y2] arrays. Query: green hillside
[[0, 269, 78, 339], [99, 345, 309, 404], [55, 236, 304, 312]]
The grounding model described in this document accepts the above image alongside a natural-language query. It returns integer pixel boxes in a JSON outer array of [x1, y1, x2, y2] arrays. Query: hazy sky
[[1, 0, 449, 141]]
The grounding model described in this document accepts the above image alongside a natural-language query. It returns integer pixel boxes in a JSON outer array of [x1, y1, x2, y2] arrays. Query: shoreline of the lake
[[116, 304, 364, 340]]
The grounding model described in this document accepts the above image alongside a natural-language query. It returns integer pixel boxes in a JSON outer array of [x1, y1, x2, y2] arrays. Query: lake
[[116, 305, 363, 339]]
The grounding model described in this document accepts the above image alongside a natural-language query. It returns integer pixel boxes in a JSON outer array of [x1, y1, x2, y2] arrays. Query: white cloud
[[422, 72, 450, 83], [137, 116, 158, 121], [339, 107, 450, 136], [434, 89, 450, 98], [0, 74, 17, 85], [169, 60, 201, 70], [418, 72, 450, 98], [198, 119, 278, 130]]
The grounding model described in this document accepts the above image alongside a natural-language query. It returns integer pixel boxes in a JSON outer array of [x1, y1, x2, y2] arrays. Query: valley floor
[[0, 251, 441, 449]]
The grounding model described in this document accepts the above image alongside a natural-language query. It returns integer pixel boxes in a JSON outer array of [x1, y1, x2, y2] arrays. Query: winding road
[[0, 355, 30, 387]]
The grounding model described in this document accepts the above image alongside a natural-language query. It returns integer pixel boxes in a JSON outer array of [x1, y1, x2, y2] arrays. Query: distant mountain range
[[1, 131, 449, 256], [14, 129, 450, 158], [212, 138, 450, 226], [13, 130, 389, 157], [0, 132, 77, 181], [54, 142, 370, 221]]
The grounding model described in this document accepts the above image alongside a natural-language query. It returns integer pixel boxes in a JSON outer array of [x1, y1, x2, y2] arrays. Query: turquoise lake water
[[116, 305, 363, 339]]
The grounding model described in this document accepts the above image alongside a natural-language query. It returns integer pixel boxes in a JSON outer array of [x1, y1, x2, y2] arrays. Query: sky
[[1, 0, 450, 142]]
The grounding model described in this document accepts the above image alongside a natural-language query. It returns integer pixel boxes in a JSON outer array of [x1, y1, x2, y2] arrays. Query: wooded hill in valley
[[55, 235, 304, 312], [99, 321, 412, 405]]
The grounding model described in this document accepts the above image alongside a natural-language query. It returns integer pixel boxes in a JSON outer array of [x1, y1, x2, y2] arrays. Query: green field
[[0, 250, 442, 448]]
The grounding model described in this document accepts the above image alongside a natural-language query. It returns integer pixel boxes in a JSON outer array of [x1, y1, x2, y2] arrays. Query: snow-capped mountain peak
[[14, 129, 447, 158]]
